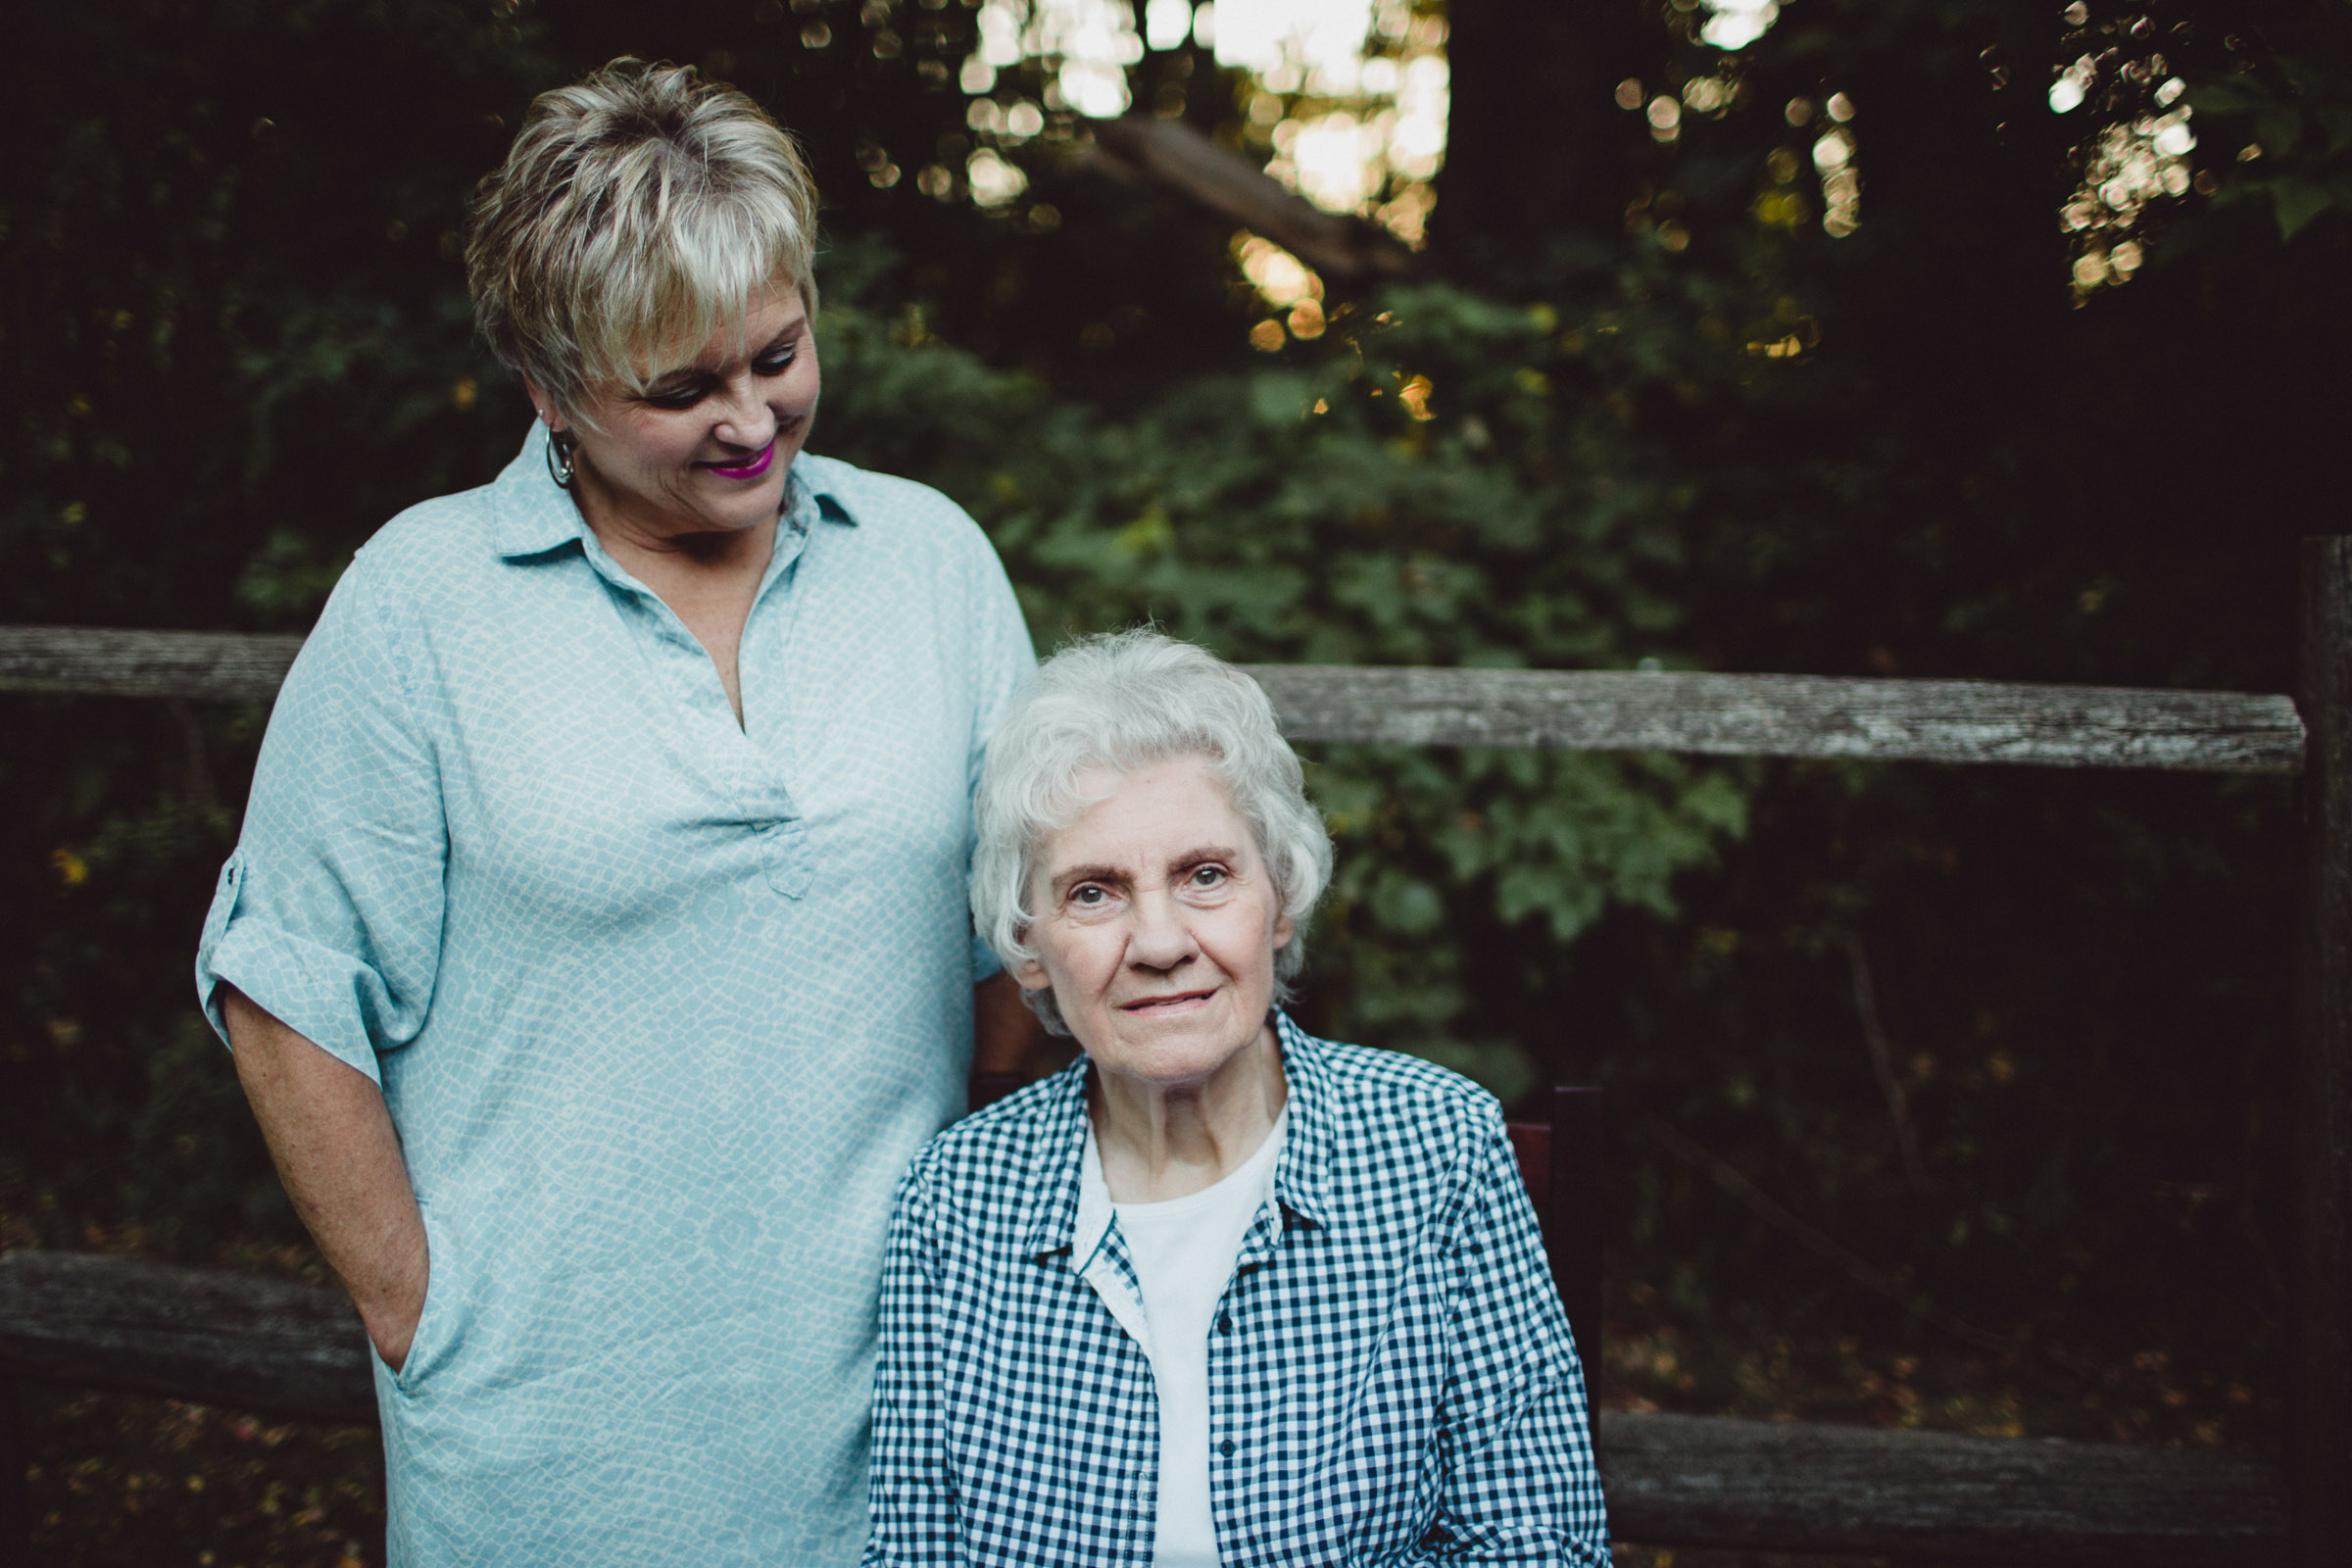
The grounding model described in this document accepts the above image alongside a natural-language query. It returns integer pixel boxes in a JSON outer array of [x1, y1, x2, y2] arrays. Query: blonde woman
[[196, 60, 1034, 1564]]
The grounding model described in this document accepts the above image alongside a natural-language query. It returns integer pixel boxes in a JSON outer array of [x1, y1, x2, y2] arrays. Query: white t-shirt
[[1079, 1109, 1289, 1568]]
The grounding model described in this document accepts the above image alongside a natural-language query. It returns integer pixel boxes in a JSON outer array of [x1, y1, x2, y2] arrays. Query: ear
[[520, 375, 565, 433], [1012, 944, 1053, 992], [1271, 912, 1296, 952]]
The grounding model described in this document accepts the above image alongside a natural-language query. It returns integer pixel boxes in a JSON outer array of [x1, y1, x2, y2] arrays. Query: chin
[[1099, 1005, 1265, 1083], [699, 486, 786, 532]]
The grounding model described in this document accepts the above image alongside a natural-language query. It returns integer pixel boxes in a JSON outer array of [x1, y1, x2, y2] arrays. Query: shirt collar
[[1266, 1009, 1338, 1228], [488, 421, 858, 561], [1021, 1008, 1338, 1264]]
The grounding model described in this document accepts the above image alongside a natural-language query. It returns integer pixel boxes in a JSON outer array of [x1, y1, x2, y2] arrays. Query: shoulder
[[906, 1072, 1069, 1198], [1301, 1033, 1507, 1151], [1286, 1027, 1514, 1220], [799, 453, 999, 567], [319, 483, 511, 645], [349, 482, 505, 583], [278, 484, 504, 687]]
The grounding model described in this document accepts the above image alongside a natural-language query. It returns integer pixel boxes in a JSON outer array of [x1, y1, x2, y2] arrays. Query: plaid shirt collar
[[1021, 1009, 1339, 1270]]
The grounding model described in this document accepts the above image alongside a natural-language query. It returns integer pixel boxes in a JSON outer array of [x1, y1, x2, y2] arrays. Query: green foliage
[[811, 238, 1754, 1087], [2188, 53, 2352, 238]]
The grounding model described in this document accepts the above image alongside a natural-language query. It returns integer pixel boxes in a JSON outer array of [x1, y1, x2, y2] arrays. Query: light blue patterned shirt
[[195, 425, 1034, 1567]]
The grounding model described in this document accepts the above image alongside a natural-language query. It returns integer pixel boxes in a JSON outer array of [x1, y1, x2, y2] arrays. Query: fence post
[[2295, 536, 2352, 1567]]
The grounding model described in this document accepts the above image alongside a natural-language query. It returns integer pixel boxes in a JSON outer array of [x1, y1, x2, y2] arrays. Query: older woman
[[865, 630, 1607, 1565], [193, 61, 1034, 1564]]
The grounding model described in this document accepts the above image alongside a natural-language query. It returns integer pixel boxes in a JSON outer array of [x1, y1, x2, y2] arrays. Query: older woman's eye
[[1190, 865, 1228, 888], [1071, 885, 1107, 906]]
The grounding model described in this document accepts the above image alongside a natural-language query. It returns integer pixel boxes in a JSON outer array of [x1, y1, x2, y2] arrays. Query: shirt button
[[1219, 1439, 1236, 1457], [1217, 1312, 1233, 1334]]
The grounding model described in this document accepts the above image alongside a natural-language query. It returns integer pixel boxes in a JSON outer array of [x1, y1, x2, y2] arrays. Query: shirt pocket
[[388, 1199, 461, 1398]]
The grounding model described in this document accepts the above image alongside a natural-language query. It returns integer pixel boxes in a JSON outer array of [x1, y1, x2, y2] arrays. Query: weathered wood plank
[[1242, 663, 2307, 773], [0, 1250, 2291, 1560], [0, 628, 2306, 772], [1595, 1410, 2288, 1564], [0, 626, 303, 704], [2293, 536, 2352, 1565], [0, 1251, 374, 1426]]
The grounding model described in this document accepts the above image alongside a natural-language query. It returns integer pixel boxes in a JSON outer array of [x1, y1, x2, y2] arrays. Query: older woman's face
[[556, 281, 820, 539], [1016, 755, 1294, 1085]]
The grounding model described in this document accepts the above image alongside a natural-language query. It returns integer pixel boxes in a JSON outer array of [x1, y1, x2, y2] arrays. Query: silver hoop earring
[[545, 428, 577, 489]]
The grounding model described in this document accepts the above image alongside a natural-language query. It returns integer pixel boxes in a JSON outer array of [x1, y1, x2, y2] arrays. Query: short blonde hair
[[466, 58, 819, 418], [972, 630, 1334, 1036]]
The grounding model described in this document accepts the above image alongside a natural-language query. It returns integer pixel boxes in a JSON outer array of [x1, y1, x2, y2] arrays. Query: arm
[[960, 506, 1041, 1088], [223, 986, 429, 1371], [972, 969, 1046, 1076], [863, 1169, 957, 1566], [1408, 1109, 1609, 1565], [193, 555, 448, 1367]]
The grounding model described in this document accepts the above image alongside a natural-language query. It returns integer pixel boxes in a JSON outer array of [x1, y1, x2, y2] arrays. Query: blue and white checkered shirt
[[865, 1012, 1608, 1565]]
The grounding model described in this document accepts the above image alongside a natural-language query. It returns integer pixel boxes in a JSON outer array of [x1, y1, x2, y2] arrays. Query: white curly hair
[[971, 629, 1334, 1036]]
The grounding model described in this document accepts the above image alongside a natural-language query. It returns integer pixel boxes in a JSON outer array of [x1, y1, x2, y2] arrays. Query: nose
[[1125, 888, 1200, 973], [710, 374, 777, 452]]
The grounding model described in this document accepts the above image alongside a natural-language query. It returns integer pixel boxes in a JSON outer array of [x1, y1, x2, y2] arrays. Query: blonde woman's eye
[[642, 381, 710, 411]]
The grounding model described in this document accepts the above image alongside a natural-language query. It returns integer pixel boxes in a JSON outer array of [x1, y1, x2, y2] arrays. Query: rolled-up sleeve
[[863, 1165, 956, 1566], [194, 554, 446, 1083], [1414, 1106, 1609, 1564]]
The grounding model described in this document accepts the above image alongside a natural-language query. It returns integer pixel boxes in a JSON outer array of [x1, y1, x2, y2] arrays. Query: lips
[[1120, 989, 1215, 1014], [701, 439, 776, 481]]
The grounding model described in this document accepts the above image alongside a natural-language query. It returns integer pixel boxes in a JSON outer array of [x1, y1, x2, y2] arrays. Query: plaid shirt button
[[1219, 1439, 1236, 1457]]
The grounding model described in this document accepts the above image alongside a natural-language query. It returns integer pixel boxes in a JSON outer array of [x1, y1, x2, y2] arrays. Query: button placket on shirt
[[737, 495, 821, 898], [1207, 1203, 1286, 1497], [584, 494, 821, 901]]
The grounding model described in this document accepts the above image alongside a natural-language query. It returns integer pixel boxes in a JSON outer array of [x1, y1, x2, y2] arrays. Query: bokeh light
[[1233, 230, 1324, 308], [2047, 15, 2197, 298], [1814, 122, 1860, 237], [967, 1, 1450, 245], [966, 147, 1030, 206], [1699, 0, 1781, 53]]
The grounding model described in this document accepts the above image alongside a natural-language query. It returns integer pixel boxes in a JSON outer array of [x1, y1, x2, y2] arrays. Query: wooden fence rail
[[0, 1251, 2290, 1565], [0, 625, 2309, 772]]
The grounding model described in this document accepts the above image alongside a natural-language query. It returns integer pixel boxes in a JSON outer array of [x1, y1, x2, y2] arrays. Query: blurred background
[[5, 0, 2350, 1560]]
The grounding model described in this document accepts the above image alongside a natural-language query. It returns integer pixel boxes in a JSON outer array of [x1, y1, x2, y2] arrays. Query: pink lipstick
[[702, 440, 776, 482]]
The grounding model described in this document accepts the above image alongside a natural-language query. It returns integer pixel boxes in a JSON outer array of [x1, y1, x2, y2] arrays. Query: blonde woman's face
[[554, 282, 820, 541]]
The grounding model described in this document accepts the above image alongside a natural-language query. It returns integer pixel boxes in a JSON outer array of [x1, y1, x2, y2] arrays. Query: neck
[[571, 470, 777, 581], [1091, 1019, 1288, 1203]]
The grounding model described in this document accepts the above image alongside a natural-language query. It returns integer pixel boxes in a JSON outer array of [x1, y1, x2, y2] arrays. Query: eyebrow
[[1049, 847, 1242, 897]]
